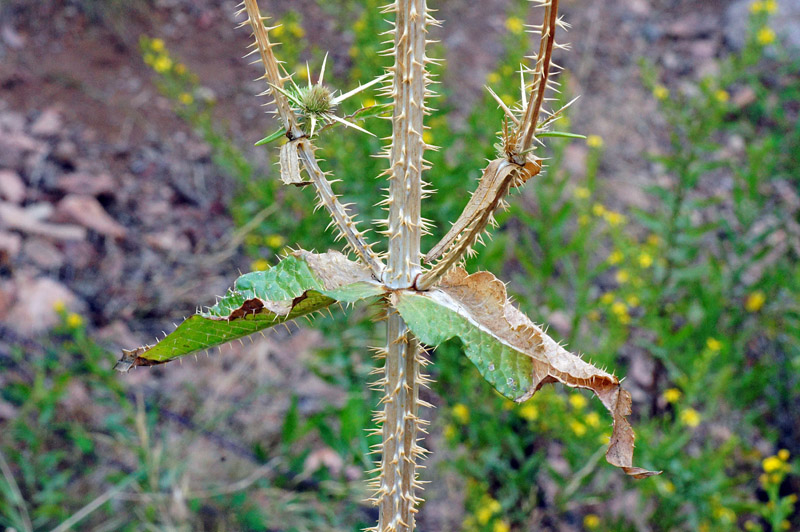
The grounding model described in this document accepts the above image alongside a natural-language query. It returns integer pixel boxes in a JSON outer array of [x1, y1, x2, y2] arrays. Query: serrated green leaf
[[116, 250, 383, 371], [393, 267, 659, 478]]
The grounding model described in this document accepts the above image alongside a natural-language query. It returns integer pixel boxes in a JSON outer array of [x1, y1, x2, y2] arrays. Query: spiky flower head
[[297, 84, 333, 115]]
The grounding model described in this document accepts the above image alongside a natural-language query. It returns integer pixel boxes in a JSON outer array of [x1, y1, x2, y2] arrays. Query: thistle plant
[[116, 1, 659, 529]]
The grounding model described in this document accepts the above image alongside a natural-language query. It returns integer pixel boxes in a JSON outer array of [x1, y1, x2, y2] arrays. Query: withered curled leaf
[[395, 267, 660, 478]]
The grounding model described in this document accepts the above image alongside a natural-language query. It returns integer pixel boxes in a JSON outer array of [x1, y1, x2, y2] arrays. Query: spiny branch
[[239, 0, 385, 278], [516, 0, 562, 155]]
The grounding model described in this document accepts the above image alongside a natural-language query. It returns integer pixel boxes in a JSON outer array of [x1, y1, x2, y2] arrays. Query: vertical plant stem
[[375, 0, 429, 530]]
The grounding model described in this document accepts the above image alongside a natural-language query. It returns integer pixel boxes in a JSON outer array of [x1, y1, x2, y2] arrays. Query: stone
[[0, 201, 86, 241], [56, 172, 115, 196], [0, 231, 22, 261], [55, 195, 127, 239], [5, 276, 85, 337], [30, 108, 63, 137], [0, 130, 45, 170], [22, 238, 65, 269], [0, 170, 25, 203]]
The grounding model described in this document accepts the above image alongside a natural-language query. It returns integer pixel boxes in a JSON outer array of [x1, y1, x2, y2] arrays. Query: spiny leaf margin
[[393, 267, 660, 478], [115, 250, 383, 371]]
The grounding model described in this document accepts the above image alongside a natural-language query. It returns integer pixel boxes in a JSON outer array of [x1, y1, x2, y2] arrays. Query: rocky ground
[[1, 0, 798, 529]]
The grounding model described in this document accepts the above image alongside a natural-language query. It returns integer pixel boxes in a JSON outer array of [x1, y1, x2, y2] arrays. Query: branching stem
[[241, 0, 384, 278]]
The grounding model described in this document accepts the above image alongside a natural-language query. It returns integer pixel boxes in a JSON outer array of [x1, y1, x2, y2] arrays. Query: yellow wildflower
[[715, 90, 730, 103], [251, 258, 270, 271], [288, 22, 305, 38], [585, 411, 601, 428], [600, 292, 615, 305], [265, 234, 285, 248], [611, 301, 628, 316], [574, 186, 591, 199], [745, 290, 766, 312], [762, 455, 783, 473], [608, 250, 623, 265], [501, 94, 514, 106], [153, 55, 172, 73], [706, 337, 722, 351], [569, 393, 587, 410], [662, 480, 676, 494], [452, 403, 470, 424], [502, 64, 514, 76], [663, 388, 681, 403], [604, 210, 627, 226], [519, 402, 538, 421], [443, 424, 457, 441], [505, 16, 525, 34], [178, 92, 194, 105], [584, 514, 600, 529], [598, 432, 611, 445], [53, 300, 66, 313], [423, 131, 434, 145], [578, 214, 590, 227], [66, 313, 83, 328], [487, 72, 501, 85], [647, 234, 660, 246], [764, 0, 778, 13], [680, 408, 701, 428], [592, 203, 606, 217], [778, 449, 790, 461], [476, 506, 493, 525], [362, 97, 377, 108], [780, 520, 791, 531], [493, 521, 510, 532], [476, 497, 501, 525], [713, 507, 735, 522], [353, 16, 367, 33], [744, 520, 758, 531], [570, 420, 587, 436], [638, 252, 653, 268], [615, 269, 629, 284], [749, 0, 764, 13], [150, 38, 165, 52], [757, 26, 776, 45], [653, 84, 669, 100], [626, 295, 640, 307], [272, 24, 285, 38], [175, 63, 186, 75], [586, 135, 604, 148]]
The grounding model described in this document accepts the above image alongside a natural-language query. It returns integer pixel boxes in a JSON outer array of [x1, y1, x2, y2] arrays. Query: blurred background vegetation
[[1, 0, 798, 530]]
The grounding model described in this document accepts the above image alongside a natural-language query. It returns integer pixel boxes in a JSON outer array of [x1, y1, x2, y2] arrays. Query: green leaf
[[393, 267, 659, 478], [115, 250, 383, 371], [536, 131, 587, 139], [255, 127, 287, 146]]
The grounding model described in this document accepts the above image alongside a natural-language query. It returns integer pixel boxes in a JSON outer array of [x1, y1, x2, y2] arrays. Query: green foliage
[[116, 252, 383, 366]]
